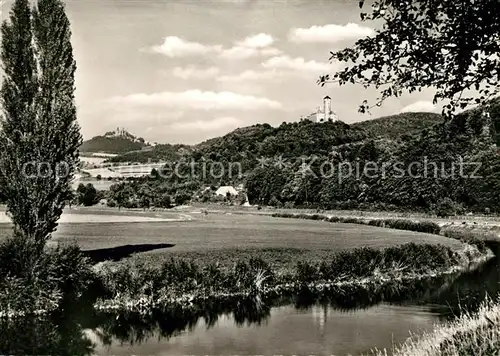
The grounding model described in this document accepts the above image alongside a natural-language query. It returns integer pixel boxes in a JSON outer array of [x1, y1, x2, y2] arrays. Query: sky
[[0, 0, 440, 144]]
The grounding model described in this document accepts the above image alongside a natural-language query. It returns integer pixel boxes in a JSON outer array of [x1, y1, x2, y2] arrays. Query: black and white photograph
[[0, 0, 499, 355]]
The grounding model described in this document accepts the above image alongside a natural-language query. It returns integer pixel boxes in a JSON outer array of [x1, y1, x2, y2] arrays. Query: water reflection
[[0, 310, 94, 356], [421, 255, 500, 318], [1, 257, 499, 356]]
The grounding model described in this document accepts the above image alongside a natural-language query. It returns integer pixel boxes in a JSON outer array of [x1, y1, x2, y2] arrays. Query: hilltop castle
[[104, 127, 131, 138], [302, 96, 339, 123]]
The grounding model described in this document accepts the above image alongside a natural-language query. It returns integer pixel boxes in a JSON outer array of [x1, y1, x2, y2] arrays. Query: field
[[71, 178, 117, 191], [0, 207, 465, 270], [79, 156, 109, 165]]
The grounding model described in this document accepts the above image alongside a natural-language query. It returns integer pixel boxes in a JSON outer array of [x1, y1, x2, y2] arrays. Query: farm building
[[215, 186, 238, 197]]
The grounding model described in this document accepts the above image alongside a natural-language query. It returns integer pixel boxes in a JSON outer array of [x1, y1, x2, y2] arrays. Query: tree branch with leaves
[[319, 0, 500, 117]]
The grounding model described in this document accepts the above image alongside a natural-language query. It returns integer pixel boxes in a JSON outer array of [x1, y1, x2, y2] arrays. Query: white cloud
[[149, 33, 279, 60], [261, 55, 332, 72], [170, 116, 243, 132], [217, 69, 282, 82], [172, 66, 219, 80], [236, 33, 274, 48], [150, 36, 222, 57], [288, 23, 375, 43], [109, 90, 283, 110], [400, 101, 437, 113], [219, 46, 281, 60], [260, 47, 282, 56], [219, 46, 260, 60], [219, 33, 281, 60]]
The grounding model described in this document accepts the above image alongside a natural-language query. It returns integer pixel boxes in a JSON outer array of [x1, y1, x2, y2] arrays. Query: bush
[[383, 219, 441, 235], [174, 191, 192, 205], [95, 241, 469, 314], [297, 243, 459, 284], [0, 239, 94, 315], [296, 261, 319, 284], [433, 197, 463, 217], [268, 196, 282, 208]]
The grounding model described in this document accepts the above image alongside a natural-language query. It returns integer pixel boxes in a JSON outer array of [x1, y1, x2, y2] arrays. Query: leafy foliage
[[320, 0, 500, 116], [76, 183, 102, 207], [0, 238, 94, 314], [352, 112, 443, 140]]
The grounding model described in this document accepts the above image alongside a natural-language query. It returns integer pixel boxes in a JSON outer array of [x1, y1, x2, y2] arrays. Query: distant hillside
[[106, 120, 367, 164], [80, 128, 148, 154], [106, 144, 191, 163], [194, 120, 367, 160], [352, 112, 443, 140]]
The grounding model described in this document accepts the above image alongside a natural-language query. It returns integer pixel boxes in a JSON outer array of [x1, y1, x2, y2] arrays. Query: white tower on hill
[[323, 95, 332, 120], [304, 96, 338, 123]]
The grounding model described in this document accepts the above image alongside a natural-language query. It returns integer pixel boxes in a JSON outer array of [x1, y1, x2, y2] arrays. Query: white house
[[215, 186, 238, 197]]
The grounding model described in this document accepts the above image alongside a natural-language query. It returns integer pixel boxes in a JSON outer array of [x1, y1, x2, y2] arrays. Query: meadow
[[0, 207, 467, 271], [0, 206, 494, 354]]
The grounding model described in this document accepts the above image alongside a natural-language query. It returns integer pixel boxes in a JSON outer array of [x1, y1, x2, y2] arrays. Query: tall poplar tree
[[0, 0, 81, 254]]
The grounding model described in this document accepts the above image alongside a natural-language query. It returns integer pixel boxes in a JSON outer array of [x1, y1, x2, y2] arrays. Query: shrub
[[328, 216, 341, 223], [95, 243, 466, 313], [45, 245, 94, 300], [0, 239, 94, 315], [433, 197, 463, 217], [309, 214, 323, 220], [340, 217, 361, 224], [268, 196, 282, 208], [383, 219, 441, 234], [160, 259, 200, 288], [296, 261, 319, 284]]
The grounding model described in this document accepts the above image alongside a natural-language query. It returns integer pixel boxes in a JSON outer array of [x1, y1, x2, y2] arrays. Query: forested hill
[[80, 129, 148, 155], [242, 99, 500, 214], [193, 120, 367, 161], [352, 112, 443, 140]]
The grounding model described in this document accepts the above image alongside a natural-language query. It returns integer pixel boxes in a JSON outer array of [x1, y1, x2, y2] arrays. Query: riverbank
[[93, 241, 488, 315], [375, 297, 500, 356]]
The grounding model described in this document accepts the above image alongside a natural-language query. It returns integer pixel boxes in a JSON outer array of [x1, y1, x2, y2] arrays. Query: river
[[2, 255, 499, 356]]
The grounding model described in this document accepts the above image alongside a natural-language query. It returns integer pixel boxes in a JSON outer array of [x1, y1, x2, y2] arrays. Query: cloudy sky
[[1, 0, 438, 144]]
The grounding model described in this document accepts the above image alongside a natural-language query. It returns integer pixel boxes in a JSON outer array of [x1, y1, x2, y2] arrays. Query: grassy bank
[[94, 242, 485, 314], [272, 212, 441, 233], [374, 297, 500, 356], [272, 212, 495, 253]]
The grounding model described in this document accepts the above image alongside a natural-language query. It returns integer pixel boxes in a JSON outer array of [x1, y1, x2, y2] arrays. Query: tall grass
[[441, 227, 492, 254], [373, 297, 500, 356], [294, 243, 458, 284], [95, 243, 478, 313]]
